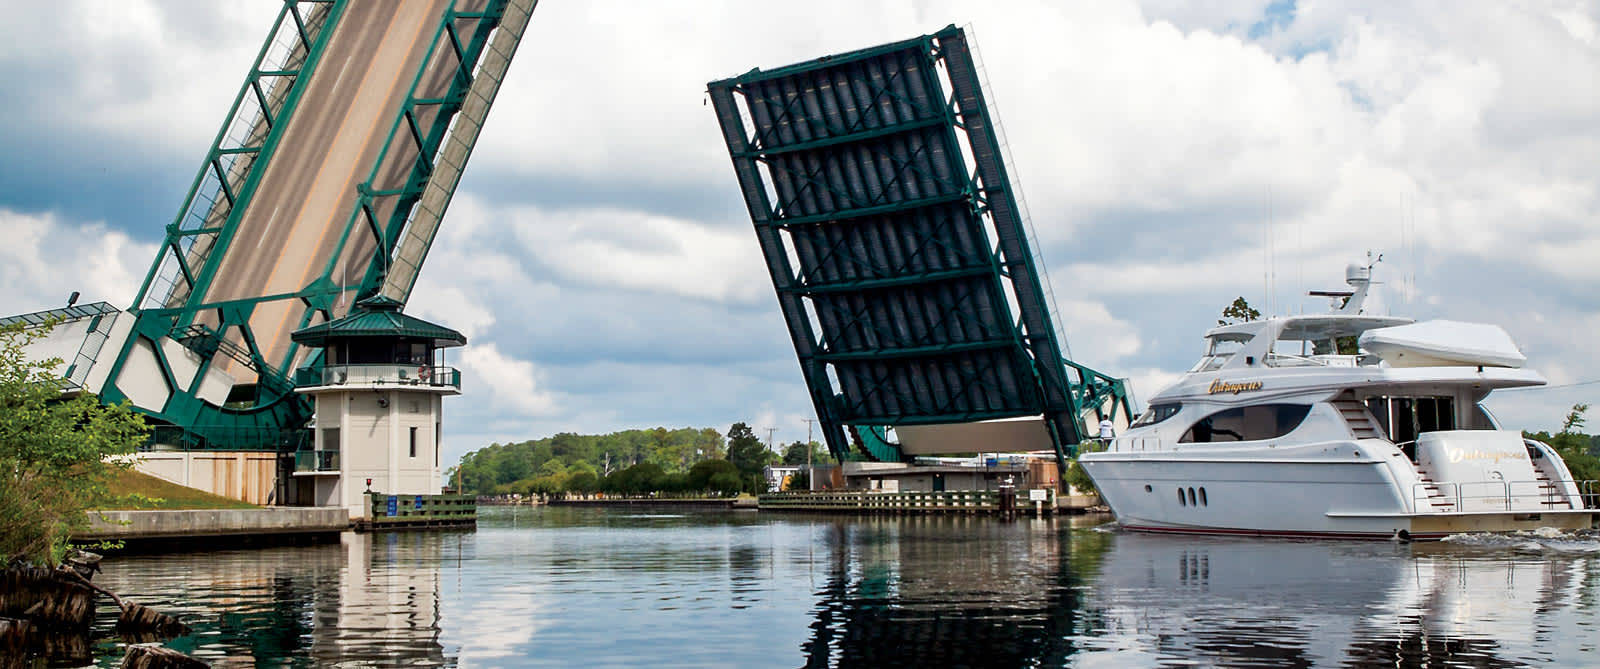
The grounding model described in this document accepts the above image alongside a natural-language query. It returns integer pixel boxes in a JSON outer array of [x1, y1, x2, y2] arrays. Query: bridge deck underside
[[711, 29, 1085, 457]]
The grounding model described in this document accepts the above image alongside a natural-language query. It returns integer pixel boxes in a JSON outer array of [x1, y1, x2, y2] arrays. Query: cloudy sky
[[1, 1, 1595, 465]]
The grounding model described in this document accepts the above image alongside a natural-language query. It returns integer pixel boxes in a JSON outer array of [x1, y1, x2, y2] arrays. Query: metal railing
[[294, 450, 339, 472], [1264, 352, 1361, 368], [144, 425, 312, 452], [294, 364, 460, 389], [1411, 478, 1595, 512]]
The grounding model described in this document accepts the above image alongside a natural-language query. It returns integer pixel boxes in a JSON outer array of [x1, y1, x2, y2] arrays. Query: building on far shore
[[838, 455, 1061, 494]]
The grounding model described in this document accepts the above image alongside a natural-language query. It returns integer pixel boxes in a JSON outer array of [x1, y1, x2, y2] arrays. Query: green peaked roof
[[291, 295, 466, 348]]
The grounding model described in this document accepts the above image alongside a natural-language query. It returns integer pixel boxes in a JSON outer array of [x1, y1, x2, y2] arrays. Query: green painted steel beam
[[764, 193, 970, 227], [786, 266, 993, 295], [817, 338, 1019, 362], [737, 117, 949, 159], [713, 31, 944, 86]]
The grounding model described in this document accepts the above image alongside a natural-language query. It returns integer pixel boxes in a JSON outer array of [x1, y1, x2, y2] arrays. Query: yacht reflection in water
[[95, 532, 459, 665], [801, 522, 1596, 667]]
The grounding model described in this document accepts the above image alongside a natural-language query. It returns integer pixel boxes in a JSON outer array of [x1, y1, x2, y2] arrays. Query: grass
[[99, 469, 259, 510]]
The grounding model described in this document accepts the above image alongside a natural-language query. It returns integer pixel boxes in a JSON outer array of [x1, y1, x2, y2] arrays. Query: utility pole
[[802, 418, 816, 491], [764, 427, 777, 493]]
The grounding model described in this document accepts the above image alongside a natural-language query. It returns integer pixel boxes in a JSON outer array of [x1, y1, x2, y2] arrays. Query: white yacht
[[1080, 262, 1595, 540]]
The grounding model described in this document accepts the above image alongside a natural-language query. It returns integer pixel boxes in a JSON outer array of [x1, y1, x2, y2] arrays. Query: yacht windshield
[[1191, 334, 1250, 372], [1131, 403, 1181, 428]]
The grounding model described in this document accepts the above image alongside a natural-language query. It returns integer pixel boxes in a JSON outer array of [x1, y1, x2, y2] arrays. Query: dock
[[76, 507, 350, 547], [548, 497, 745, 510], [352, 493, 477, 531]]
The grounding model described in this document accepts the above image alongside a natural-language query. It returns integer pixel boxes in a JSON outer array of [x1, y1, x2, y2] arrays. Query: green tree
[[779, 440, 832, 465], [726, 422, 770, 475], [1563, 404, 1589, 434], [1218, 296, 1261, 326], [707, 471, 744, 495], [566, 471, 598, 493], [1525, 404, 1599, 484], [0, 321, 150, 566], [605, 462, 666, 495], [688, 458, 739, 492]]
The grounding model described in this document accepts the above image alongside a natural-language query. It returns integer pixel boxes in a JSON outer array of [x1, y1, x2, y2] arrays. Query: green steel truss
[[709, 26, 1131, 468], [105, 1, 535, 449]]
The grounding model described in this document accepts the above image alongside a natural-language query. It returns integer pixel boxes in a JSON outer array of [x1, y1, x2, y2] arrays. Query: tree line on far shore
[[448, 422, 834, 497]]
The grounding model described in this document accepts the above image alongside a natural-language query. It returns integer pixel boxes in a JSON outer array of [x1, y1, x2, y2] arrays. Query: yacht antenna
[[1307, 252, 1382, 314], [1340, 252, 1383, 314]]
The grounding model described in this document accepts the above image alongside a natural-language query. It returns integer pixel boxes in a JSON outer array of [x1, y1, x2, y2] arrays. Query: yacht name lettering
[[1208, 380, 1263, 395], [1446, 448, 1527, 464]]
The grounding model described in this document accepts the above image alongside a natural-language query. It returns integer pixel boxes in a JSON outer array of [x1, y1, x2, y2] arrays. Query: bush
[[1064, 440, 1103, 495], [0, 321, 149, 566]]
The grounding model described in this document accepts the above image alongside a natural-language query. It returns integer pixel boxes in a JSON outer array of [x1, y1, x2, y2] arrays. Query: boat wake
[[1440, 527, 1600, 552]]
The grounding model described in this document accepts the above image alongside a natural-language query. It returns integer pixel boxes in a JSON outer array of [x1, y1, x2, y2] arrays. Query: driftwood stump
[[117, 603, 191, 637], [0, 566, 95, 631], [120, 645, 209, 668], [0, 616, 31, 653]]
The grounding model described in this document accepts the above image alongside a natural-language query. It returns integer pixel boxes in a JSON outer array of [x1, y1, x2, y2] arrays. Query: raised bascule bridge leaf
[[708, 25, 1130, 470], [11, 1, 538, 450]]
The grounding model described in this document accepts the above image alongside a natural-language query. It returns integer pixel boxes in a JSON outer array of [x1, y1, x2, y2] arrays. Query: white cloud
[[0, 1, 277, 157], [0, 209, 156, 314], [1057, 298, 1143, 364], [458, 343, 558, 417], [504, 205, 771, 306]]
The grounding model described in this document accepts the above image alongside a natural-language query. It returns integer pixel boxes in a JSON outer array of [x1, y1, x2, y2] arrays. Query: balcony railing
[[294, 450, 340, 472], [294, 364, 461, 389], [145, 425, 312, 452]]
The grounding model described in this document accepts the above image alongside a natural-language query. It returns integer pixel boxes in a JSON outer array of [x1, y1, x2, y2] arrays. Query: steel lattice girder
[[709, 25, 1130, 463], [100, 1, 536, 449]]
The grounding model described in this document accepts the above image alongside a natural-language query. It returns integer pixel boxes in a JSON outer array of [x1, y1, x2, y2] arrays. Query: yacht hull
[[1081, 450, 1594, 540]]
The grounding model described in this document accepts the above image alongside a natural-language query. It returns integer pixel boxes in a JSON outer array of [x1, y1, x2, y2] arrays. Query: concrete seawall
[[78, 508, 350, 540]]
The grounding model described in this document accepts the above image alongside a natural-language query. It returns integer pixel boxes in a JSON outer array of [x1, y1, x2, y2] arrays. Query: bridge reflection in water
[[86, 510, 1598, 666], [94, 532, 459, 665]]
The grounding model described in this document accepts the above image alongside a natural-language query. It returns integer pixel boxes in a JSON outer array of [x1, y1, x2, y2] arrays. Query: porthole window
[[1199, 487, 1208, 506], [1187, 487, 1197, 507], [1178, 488, 1187, 506], [1144, 484, 1153, 493], [1180, 404, 1313, 443]]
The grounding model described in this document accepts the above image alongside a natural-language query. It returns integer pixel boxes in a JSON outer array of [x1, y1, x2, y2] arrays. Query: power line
[[1499, 379, 1600, 392]]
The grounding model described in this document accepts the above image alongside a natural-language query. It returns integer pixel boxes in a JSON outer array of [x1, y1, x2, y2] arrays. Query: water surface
[[84, 507, 1600, 667]]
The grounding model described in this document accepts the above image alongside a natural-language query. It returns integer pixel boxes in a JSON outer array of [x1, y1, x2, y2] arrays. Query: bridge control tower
[[289, 295, 465, 518]]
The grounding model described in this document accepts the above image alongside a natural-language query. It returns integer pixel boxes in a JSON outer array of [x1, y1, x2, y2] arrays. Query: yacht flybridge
[[1080, 262, 1594, 540]]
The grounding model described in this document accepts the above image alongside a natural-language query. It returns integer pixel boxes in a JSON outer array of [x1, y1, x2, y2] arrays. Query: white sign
[[1028, 489, 1049, 502]]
